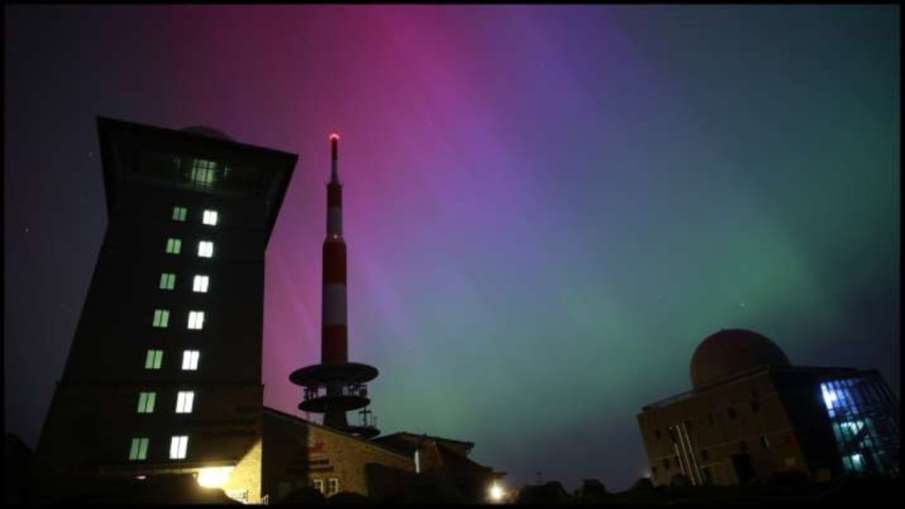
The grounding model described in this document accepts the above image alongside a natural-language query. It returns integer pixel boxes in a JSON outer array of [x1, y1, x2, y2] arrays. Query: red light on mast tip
[[329, 133, 340, 141]]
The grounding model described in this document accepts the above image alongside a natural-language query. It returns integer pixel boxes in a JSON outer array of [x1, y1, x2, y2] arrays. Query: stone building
[[637, 329, 900, 486]]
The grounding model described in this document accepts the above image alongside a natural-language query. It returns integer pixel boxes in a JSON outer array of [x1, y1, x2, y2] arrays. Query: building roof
[[96, 117, 297, 245], [373, 433, 475, 456], [689, 328, 791, 389], [261, 407, 410, 460], [641, 364, 861, 412]]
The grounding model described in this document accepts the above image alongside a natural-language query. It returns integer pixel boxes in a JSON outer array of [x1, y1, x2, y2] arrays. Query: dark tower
[[34, 118, 296, 488], [290, 134, 380, 438]]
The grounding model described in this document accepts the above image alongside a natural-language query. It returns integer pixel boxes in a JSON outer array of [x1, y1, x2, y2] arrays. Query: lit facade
[[637, 329, 900, 486]]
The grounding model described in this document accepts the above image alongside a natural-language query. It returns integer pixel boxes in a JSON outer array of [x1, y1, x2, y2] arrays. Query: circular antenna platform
[[289, 362, 379, 387], [298, 394, 370, 413]]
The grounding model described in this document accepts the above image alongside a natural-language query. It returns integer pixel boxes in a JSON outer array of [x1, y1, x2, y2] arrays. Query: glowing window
[[182, 350, 200, 370], [176, 391, 195, 413], [192, 275, 209, 293], [129, 437, 149, 460], [312, 479, 324, 494], [191, 159, 217, 185], [169, 435, 189, 459], [172, 206, 187, 221], [137, 392, 157, 413], [203, 210, 219, 226], [144, 349, 163, 370], [198, 241, 214, 258], [187, 311, 205, 330], [165, 238, 182, 254], [152, 309, 170, 328], [159, 273, 176, 290], [327, 478, 339, 496]]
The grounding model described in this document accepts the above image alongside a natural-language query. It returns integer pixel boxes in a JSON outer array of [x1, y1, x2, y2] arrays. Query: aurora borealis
[[4, 5, 899, 490]]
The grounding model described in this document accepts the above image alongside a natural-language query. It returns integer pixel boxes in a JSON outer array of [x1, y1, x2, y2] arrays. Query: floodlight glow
[[197, 466, 234, 488], [488, 482, 505, 503]]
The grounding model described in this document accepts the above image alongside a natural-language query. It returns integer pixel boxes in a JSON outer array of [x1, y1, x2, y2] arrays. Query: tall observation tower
[[290, 134, 380, 439]]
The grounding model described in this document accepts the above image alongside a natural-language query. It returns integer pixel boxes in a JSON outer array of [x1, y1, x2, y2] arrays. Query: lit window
[[192, 275, 209, 293], [166, 238, 182, 254], [145, 350, 163, 369], [153, 309, 170, 328], [187, 311, 205, 330], [198, 241, 214, 258], [312, 479, 324, 494], [159, 273, 176, 290], [182, 350, 200, 370], [129, 437, 149, 460], [327, 478, 339, 496], [172, 206, 187, 221], [191, 159, 217, 185], [176, 391, 195, 413], [203, 210, 219, 226], [137, 392, 157, 413], [169, 435, 189, 459]]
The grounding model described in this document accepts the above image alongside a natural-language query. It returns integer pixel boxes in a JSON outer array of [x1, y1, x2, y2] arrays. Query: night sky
[[4, 5, 900, 491]]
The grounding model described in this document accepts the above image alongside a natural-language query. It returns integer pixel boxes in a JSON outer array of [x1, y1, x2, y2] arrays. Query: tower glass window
[[188, 311, 205, 330], [198, 241, 214, 258], [191, 159, 217, 185], [203, 210, 219, 226], [192, 275, 209, 293], [137, 392, 157, 413], [129, 437, 149, 461], [327, 478, 339, 496], [176, 391, 195, 413], [159, 273, 176, 290], [152, 309, 170, 328], [169, 435, 189, 459], [172, 206, 187, 221], [165, 238, 182, 254], [182, 350, 200, 370], [145, 349, 163, 369]]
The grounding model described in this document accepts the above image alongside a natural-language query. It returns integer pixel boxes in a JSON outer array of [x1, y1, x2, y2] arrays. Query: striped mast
[[322, 133, 348, 428]]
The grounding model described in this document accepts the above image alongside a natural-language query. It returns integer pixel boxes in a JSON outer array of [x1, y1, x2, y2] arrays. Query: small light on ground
[[488, 482, 506, 503]]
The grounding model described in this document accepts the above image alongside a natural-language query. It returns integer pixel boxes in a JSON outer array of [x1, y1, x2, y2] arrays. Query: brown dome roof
[[690, 329, 790, 389]]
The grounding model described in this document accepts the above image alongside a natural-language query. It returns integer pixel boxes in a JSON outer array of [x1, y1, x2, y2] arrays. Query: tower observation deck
[[289, 134, 380, 439]]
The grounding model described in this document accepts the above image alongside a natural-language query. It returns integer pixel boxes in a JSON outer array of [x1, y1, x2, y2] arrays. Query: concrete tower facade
[[34, 118, 296, 500]]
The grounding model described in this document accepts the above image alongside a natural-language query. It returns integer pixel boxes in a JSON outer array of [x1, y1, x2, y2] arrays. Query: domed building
[[636, 329, 900, 487]]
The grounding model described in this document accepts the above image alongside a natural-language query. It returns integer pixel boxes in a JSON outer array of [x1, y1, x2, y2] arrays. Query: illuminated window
[[165, 238, 182, 254], [129, 437, 149, 460], [169, 435, 189, 459], [172, 206, 187, 221], [176, 391, 195, 413], [327, 478, 339, 496], [153, 309, 170, 328], [198, 241, 214, 258], [159, 273, 176, 290], [137, 392, 157, 413], [191, 159, 217, 185], [312, 479, 324, 494], [182, 350, 200, 370], [145, 350, 163, 370], [192, 275, 209, 293], [187, 311, 205, 330], [203, 210, 219, 226]]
